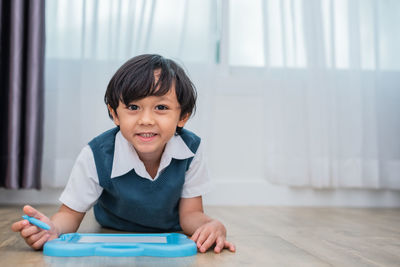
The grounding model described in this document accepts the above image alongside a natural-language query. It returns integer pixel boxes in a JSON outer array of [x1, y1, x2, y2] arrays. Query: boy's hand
[[190, 219, 236, 253], [11, 205, 59, 250]]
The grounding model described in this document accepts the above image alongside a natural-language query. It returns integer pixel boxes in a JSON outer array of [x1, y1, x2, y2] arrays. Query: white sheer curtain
[[46, 0, 217, 61], [43, 0, 400, 190], [226, 0, 400, 189]]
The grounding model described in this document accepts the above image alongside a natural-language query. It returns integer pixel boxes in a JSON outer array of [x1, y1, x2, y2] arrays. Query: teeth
[[139, 133, 156, 138]]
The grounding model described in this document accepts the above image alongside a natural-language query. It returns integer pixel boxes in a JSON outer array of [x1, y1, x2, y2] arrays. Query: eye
[[155, 105, 168, 111], [127, 104, 139, 111]]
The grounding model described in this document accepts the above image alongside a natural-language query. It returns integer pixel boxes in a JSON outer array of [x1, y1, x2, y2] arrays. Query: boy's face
[[108, 71, 189, 162]]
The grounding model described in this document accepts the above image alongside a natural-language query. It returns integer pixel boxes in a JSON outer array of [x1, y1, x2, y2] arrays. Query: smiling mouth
[[136, 132, 158, 142], [137, 133, 157, 138]]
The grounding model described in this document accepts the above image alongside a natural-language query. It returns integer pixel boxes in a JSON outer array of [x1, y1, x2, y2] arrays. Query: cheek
[[159, 118, 180, 134], [117, 114, 136, 126]]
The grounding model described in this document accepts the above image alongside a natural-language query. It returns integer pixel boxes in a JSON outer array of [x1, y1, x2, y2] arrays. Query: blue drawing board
[[43, 233, 197, 257]]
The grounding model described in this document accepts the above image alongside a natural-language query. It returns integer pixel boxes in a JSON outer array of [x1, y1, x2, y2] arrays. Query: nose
[[138, 109, 155, 125]]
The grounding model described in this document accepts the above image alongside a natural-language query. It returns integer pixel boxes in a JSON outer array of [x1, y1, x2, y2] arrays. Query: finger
[[11, 220, 29, 232], [31, 233, 50, 250], [224, 240, 236, 252], [196, 229, 210, 249], [214, 237, 225, 253], [21, 225, 41, 238], [190, 228, 201, 242], [23, 205, 46, 220], [26, 230, 47, 246], [199, 233, 216, 253]]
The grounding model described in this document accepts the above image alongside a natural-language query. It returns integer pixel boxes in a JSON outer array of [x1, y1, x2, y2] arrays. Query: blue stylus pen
[[22, 215, 51, 230]]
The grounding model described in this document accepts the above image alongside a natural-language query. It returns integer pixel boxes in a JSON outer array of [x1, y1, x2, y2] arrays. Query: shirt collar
[[110, 131, 195, 180]]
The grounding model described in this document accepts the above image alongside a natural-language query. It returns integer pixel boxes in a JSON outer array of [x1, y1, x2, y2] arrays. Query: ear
[[177, 113, 190, 128], [108, 104, 120, 126]]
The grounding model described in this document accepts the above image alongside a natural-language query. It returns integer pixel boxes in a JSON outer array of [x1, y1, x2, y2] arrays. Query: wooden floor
[[0, 205, 399, 267]]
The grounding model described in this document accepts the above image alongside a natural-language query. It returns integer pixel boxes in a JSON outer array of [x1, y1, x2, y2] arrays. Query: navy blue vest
[[88, 127, 200, 232]]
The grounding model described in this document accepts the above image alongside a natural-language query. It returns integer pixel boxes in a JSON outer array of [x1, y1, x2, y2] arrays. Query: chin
[[135, 146, 158, 154]]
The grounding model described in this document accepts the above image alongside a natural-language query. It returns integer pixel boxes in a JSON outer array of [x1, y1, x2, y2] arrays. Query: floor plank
[[0, 205, 399, 266]]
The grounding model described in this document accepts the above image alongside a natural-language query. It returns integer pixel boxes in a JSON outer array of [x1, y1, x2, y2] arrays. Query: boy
[[11, 54, 235, 254]]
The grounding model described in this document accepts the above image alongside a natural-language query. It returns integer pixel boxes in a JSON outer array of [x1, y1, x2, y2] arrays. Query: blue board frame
[[43, 233, 197, 257]]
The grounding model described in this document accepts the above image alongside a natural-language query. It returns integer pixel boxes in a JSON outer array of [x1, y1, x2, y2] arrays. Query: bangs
[[119, 62, 175, 106]]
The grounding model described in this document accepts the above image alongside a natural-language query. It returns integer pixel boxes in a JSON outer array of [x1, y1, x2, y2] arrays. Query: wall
[[1, 184, 400, 207]]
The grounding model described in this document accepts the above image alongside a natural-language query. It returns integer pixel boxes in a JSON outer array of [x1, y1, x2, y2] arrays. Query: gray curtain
[[0, 0, 45, 189]]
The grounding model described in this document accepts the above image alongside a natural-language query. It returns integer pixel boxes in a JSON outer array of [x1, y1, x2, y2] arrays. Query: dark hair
[[104, 54, 197, 132]]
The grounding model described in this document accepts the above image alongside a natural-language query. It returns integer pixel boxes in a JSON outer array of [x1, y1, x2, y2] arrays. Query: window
[[229, 0, 400, 70]]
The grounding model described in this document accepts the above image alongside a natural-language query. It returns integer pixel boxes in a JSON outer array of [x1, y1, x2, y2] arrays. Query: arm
[[11, 204, 85, 250], [51, 204, 86, 234], [179, 196, 235, 253]]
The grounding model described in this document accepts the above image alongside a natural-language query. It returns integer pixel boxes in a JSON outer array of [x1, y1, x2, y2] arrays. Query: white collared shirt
[[59, 131, 213, 213]]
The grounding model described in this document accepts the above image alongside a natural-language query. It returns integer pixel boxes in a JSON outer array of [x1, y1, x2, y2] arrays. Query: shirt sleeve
[[59, 145, 103, 212], [181, 142, 214, 198]]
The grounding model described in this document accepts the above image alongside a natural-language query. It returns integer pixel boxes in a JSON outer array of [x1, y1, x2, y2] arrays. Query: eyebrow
[[126, 95, 175, 105], [157, 95, 175, 102]]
